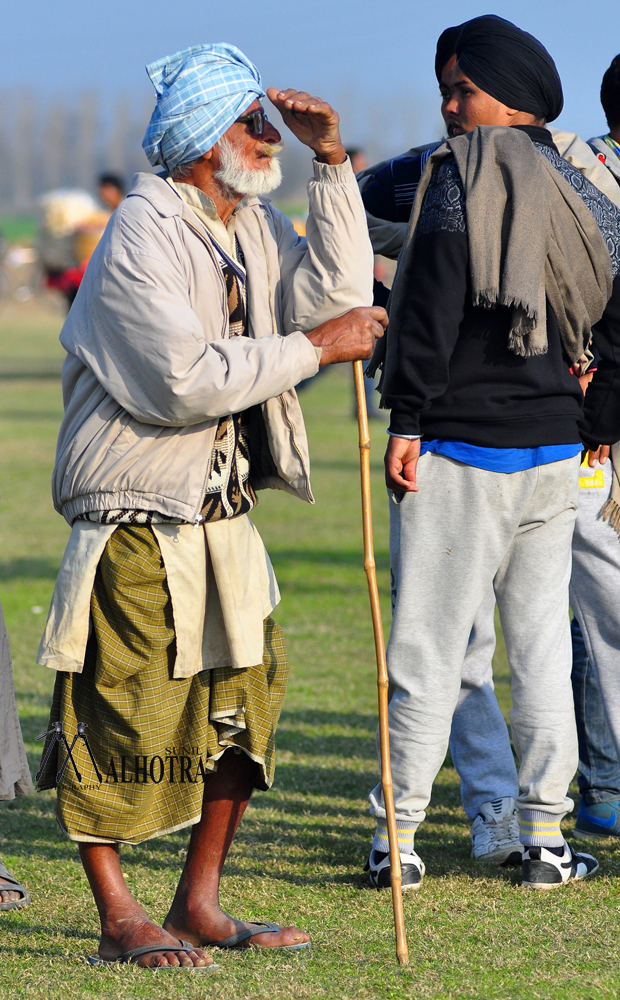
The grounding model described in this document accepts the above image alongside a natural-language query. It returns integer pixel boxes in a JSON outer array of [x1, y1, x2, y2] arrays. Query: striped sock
[[372, 820, 417, 856], [518, 809, 564, 847]]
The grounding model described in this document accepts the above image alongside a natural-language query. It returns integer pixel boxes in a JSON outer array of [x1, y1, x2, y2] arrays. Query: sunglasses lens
[[236, 110, 266, 134]]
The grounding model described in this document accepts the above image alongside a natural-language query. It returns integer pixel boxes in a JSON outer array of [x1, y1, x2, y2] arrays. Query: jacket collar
[[126, 171, 265, 220], [512, 124, 558, 152]]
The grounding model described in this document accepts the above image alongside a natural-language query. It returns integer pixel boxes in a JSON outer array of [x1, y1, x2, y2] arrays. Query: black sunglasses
[[235, 108, 268, 136]]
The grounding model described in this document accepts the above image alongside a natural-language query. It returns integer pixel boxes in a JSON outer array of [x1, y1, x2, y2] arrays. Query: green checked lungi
[[37, 525, 288, 844]]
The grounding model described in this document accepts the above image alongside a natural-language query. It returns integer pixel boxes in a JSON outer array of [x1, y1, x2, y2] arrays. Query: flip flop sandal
[[0, 861, 31, 911], [87, 939, 218, 970], [209, 921, 311, 951]]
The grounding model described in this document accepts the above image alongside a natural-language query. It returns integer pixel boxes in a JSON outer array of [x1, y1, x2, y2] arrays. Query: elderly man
[[37, 43, 383, 969], [368, 15, 620, 892]]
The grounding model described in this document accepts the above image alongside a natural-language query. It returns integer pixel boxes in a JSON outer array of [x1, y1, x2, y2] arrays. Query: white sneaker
[[366, 848, 426, 892], [470, 797, 523, 866], [522, 841, 599, 890]]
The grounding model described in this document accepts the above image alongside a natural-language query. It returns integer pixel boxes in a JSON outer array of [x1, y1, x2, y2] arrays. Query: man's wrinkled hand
[[385, 436, 420, 493], [588, 444, 610, 467], [306, 307, 387, 366], [267, 88, 346, 164]]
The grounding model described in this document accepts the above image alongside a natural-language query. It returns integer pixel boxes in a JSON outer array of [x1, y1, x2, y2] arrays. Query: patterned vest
[[200, 260, 258, 522]]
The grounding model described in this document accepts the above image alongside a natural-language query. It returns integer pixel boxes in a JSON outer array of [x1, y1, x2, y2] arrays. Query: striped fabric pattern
[[142, 43, 265, 171], [392, 145, 436, 210], [518, 809, 564, 847], [373, 819, 417, 855], [37, 525, 288, 844]]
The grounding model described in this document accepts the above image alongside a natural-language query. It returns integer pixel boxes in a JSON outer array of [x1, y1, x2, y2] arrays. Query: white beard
[[214, 135, 283, 197]]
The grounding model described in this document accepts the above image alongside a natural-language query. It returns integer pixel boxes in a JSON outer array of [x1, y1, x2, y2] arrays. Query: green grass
[[0, 216, 37, 244], [271, 199, 308, 220], [1, 304, 620, 1000]]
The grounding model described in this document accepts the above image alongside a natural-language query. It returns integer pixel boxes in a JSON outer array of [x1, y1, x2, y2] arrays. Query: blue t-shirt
[[419, 439, 583, 473]]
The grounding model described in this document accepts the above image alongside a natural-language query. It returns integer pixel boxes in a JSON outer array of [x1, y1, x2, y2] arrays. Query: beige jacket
[[548, 128, 620, 209], [53, 158, 373, 524]]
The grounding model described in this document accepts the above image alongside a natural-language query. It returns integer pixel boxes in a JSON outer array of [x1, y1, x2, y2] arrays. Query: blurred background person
[[98, 173, 126, 211], [345, 147, 367, 174], [37, 188, 110, 309]]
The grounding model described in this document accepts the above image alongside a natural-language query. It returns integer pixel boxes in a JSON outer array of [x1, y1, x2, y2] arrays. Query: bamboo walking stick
[[353, 359, 409, 967]]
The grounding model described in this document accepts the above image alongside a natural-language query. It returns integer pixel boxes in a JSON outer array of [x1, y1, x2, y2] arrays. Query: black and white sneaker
[[365, 848, 425, 892], [522, 841, 599, 890]]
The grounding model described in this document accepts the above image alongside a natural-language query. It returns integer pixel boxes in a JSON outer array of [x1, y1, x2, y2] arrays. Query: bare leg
[[79, 842, 212, 968], [163, 748, 310, 949]]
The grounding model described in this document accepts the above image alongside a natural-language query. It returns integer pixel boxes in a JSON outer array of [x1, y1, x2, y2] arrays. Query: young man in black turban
[[360, 24, 527, 884], [368, 15, 620, 892]]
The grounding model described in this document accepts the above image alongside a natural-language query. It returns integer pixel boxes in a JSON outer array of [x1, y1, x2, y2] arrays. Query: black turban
[[435, 25, 463, 83], [455, 15, 563, 122]]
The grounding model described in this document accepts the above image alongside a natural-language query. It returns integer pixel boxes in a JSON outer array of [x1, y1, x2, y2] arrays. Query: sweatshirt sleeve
[[582, 272, 620, 446], [383, 159, 469, 436]]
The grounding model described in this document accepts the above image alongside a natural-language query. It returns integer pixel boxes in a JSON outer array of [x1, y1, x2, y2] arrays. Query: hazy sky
[[2, 0, 619, 148]]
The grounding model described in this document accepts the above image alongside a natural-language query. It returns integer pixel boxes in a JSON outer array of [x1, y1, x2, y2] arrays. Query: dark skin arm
[[307, 307, 387, 365]]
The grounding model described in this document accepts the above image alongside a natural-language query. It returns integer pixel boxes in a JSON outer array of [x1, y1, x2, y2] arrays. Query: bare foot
[[0, 884, 22, 903], [99, 910, 214, 968], [163, 902, 310, 950]]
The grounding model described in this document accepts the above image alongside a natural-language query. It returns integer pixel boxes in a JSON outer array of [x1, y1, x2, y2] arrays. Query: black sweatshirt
[[383, 126, 620, 448]]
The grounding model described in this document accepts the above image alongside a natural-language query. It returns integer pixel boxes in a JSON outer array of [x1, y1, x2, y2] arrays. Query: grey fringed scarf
[[372, 126, 612, 385], [601, 443, 620, 539]]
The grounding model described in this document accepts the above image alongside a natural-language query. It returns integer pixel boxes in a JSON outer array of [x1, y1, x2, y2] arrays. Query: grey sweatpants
[[570, 458, 620, 758], [370, 452, 580, 847]]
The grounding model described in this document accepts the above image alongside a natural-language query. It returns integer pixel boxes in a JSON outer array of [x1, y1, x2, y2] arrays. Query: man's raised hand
[[306, 307, 387, 366], [266, 88, 346, 165]]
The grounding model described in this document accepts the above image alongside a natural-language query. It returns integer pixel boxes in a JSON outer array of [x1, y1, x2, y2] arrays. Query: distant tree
[[45, 102, 68, 192], [75, 91, 99, 191], [106, 93, 132, 179], [13, 91, 35, 211]]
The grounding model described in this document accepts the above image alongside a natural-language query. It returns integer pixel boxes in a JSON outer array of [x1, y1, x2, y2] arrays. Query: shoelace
[[489, 813, 519, 847], [476, 812, 518, 849]]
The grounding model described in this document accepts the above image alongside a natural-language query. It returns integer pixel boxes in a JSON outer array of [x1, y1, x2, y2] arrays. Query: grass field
[[1, 301, 620, 1000]]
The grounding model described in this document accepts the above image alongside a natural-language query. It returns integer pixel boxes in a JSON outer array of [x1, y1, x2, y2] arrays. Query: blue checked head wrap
[[142, 43, 265, 171]]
